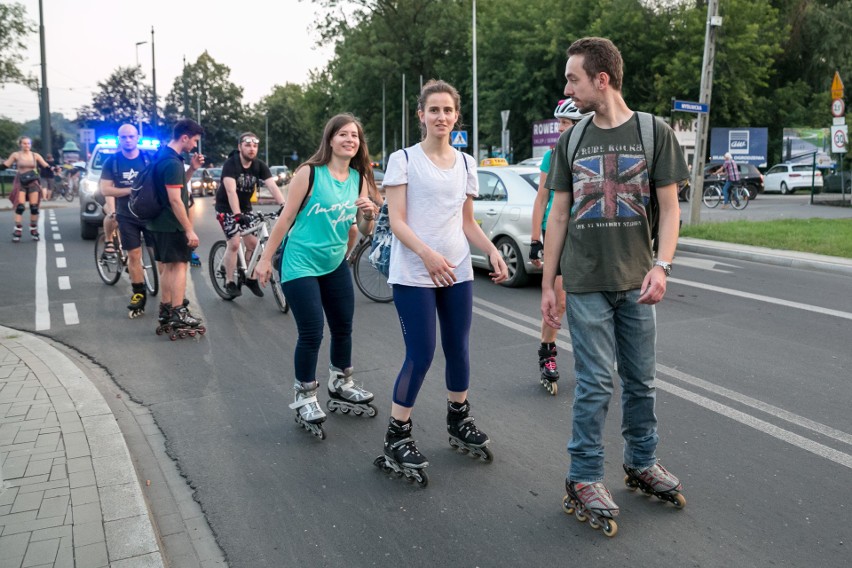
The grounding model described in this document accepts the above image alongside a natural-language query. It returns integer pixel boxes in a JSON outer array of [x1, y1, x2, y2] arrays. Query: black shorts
[[150, 231, 192, 263], [116, 214, 152, 251]]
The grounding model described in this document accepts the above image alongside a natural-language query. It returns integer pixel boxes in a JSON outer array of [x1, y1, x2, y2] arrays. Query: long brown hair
[[301, 113, 376, 191]]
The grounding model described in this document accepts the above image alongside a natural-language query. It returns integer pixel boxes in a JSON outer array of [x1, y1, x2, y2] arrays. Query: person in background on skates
[[530, 98, 591, 396], [541, 38, 688, 532], [256, 114, 379, 439], [146, 119, 206, 334], [39, 153, 57, 201], [100, 124, 158, 317], [2, 136, 50, 242], [214, 132, 286, 298], [376, 80, 508, 485]]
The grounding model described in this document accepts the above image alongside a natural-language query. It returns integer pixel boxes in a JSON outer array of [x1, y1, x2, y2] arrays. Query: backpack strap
[[635, 111, 657, 180], [565, 114, 594, 170]]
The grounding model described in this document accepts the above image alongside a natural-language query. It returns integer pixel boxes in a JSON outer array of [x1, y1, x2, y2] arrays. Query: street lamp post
[[135, 41, 148, 137]]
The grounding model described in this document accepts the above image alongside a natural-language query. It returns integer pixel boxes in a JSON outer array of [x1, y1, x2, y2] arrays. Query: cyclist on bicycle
[[214, 132, 286, 298], [716, 152, 740, 209], [100, 124, 157, 317]]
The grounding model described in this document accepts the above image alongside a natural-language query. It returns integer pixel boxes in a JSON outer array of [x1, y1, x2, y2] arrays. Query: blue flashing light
[[96, 136, 160, 149], [97, 136, 118, 147], [139, 137, 160, 149]]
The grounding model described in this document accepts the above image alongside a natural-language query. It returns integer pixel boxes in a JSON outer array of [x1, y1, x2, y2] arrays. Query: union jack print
[[572, 153, 650, 221]]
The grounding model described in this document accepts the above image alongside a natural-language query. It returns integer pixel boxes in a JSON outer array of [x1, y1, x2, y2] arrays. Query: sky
[[0, 0, 336, 124]]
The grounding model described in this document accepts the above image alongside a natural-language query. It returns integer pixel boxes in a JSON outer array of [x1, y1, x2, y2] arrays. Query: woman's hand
[[488, 249, 509, 284], [355, 196, 378, 219], [256, 258, 272, 287], [421, 247, 457, 287]]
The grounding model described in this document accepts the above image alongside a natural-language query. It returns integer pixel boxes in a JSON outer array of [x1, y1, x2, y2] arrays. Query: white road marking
[[471, 297, 852, 470], [54, 243, 64, 252], [669, 277, 852, 320], [63, 303, 79, 325], [58, 276, 70, 290], [56, 257, 66, 268], [35, 216, 50, 330], [675, 256, 736, 273], [52, 233, 61, 240]]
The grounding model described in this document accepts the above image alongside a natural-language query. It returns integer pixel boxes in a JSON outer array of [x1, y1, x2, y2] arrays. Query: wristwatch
[[654, 260, 672, 276]]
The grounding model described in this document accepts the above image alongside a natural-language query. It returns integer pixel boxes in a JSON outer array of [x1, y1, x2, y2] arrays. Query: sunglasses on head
[[241, 137, 260, 145]]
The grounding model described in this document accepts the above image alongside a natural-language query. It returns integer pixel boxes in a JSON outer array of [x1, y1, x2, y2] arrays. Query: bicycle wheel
[[208, 240, 235, 300], [94, 233, 122, 285], [702, 185, 722, 208], [731, 186, 749, 210], [352, 240, 393, 303], [63, 186, 74, 202], [140, 240, 159, 296], [270, 265, 290, 314]]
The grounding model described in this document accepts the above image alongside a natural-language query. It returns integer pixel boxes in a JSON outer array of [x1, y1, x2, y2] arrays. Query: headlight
[[192, 181, 201, 188], [81, 178, 98, 195]]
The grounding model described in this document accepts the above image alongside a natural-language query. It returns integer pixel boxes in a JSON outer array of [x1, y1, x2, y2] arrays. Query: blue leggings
[[281, 261, 353, 383], [391, 281, 473, 407]]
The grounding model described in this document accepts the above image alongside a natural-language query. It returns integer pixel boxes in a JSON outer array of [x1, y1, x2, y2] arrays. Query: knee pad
[[15, 204, 26, 215], [30, 204, 39, 216]]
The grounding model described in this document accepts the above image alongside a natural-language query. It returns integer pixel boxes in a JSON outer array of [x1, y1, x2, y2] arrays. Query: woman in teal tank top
[[256, 114, 381, 440]]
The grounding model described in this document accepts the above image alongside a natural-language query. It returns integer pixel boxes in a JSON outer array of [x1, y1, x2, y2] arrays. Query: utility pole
[[38, 0, 51, 157], [687, 0, 722, 225], [182, 56, 189, 118], [401, 74, 406, 149], [472, 0, 478, 161], [135, 41, 147, 137], [382, 81, 387, 169], [151, 27, 157, 138]]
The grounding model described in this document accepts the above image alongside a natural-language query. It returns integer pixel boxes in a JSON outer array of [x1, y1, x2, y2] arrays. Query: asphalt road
[[2, 197, 851, 567]]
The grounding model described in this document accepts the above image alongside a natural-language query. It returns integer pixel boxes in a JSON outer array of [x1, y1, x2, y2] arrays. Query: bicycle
[[208, 210, 289, 313], [94, 228, 159, 295], [50, 178, 75, 202], [348, 232, 393, 303], [702, 181, 749, 210]]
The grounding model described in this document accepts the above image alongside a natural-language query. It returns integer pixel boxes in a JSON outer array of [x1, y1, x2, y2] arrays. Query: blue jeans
[[280, 261, 354, 383], [722, 180, 733, 204], [564, 290, 659, 483]]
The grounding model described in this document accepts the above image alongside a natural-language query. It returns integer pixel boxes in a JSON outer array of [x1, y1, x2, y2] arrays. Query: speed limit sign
[[832, 99, 845, 117]]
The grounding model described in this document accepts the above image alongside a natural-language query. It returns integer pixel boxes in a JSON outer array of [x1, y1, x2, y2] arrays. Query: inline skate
[[30, 223, 39, 241], [374, 417, 429, 487], [12, 225, 22, 243], [538, 343, 559, 395], [623, 462, 686, 508], [562, 480, 619, 537], [190, 251, 201, 267], [326, 365, 377, 417], [156, 300, 205, 340], [128, 283, 146, 318], [446, 399, 492, 462], [289, 380, 326, 439], [154, 303, 172, 335]]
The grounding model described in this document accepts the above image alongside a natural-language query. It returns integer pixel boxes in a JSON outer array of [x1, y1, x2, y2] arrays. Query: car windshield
[[208, 168, 222, 177], [90, 149, 118, 170], [792, 165, 815, 172], [518, 172, 540, 189]]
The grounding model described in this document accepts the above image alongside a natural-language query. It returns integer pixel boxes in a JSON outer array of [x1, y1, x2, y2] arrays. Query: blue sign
[[710, 127, 769, 166], [451, 130, 468, 148], [672, 100, 709, 114]]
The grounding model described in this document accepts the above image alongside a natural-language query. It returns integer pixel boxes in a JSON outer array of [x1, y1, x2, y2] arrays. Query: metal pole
[[135, 41, 147, 137], [382, 81, 387, 168], [182, 56, 189, 118], [196, 95, 202, 154], [38, 0, 51, 157], [472, 0, 478, 161], [265, 113, 269, 163], [687, 0, 721, 226], [151, 27, 157, 137], [401, 74, 406, 148]]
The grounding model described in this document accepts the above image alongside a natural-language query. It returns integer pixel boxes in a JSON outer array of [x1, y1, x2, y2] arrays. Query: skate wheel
[[366, 404, 377, 418], [479, 446, 494, 463], [198, 326, 206, 334], [603, 519, 618, 537], [326, 401, 337, 413], [156, 327, 164, 335], [588, 518, 601, 530], [416, 470, 429, 488], [624, 475, 639, 490], [672, 493, 686, 509], [574, 508, 587, 523], [340, 406, 350, 415], [169, 334, 178, 341], [550, 382, 558, 395], [562, 495, 574, 515], [372, 456, 386, 469]]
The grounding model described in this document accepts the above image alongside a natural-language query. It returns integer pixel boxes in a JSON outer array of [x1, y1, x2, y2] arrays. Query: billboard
[[782, 128, 834, 167], [532, 119, 561, 157], [710, 127, 768, 166]]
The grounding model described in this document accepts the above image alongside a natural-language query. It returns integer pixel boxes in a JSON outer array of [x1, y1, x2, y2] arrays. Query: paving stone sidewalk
[[0, 327, 162, 568]]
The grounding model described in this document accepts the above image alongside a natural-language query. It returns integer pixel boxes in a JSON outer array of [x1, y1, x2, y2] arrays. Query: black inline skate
[[562, 480, 619, 537], [446, 399, 493, 462], [623, 462, 686, 508], [30, 223, 39, 241], [154, 302, 172, 335], [374, 417, 429, 487], [326, 365, 377, 417], [538, 342, 559, 395], [12, 225, 22, 243], [128, 283, 146, 319], [289, 380, 326, 439]]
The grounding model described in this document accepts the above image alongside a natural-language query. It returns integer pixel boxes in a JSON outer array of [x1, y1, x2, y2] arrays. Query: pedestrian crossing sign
[[451, 130, 468, 148]]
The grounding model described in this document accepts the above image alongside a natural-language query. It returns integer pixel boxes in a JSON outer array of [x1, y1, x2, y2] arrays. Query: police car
[[79, 136, 160, 239]]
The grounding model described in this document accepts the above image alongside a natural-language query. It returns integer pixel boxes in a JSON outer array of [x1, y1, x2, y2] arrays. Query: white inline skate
[[326, 365, 377, 417], [289, 380, 326, 439]]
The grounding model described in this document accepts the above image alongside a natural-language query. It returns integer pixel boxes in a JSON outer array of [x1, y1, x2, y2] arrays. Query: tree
[[163, 52, 245, 164], [76, 67, 154, 138], [0, 117, 24, 155], [246, 83, 317, 167], [0, 3, 36, 87]]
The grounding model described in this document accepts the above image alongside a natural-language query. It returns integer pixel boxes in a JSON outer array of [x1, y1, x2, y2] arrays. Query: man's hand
[[190, 153, 205, 170], [638, 266, 667, 305], [541, 288, 562, 330], [234, 213, 251, 228], [185, 230, 200, 249]]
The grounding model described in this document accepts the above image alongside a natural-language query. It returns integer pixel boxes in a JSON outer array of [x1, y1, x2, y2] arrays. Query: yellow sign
[[480, 157, 508, 167], [831, 71, 844, 100]]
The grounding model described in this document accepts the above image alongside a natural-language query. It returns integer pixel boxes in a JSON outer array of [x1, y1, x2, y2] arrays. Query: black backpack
[[96, 151, 152, 207], [563, 112, 662, 252], [128, 150, 178, 221]]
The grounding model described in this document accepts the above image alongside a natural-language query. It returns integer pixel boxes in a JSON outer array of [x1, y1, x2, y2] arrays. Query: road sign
[[832, 99, 845, 118], [78, 128, 95, 144], [672, 100, 709, 114], [831, 71, 844, 100], [451, 130, 468, 148], [831, 125, 848, 154]]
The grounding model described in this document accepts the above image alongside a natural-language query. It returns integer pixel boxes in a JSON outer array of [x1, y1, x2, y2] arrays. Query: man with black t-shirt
[[214, 132, 286, 298]]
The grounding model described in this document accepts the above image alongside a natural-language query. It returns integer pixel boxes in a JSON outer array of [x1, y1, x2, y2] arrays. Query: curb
[[678, 237, 852, 277]]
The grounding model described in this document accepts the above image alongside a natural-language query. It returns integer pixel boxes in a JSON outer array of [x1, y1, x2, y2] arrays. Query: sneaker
[[568, 481, 619, 518], [225, 281, 242, 298], [244, 278, 264, 298], [102, 241, 117, 261]]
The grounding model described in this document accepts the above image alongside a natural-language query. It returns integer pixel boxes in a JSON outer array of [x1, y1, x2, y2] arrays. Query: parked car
[[516, 156, 544, 168], [470, 165, 542, 287], [820, 171, 852, 194], [703, 161, 764, 199], [269, 165, 292, 186], [762, 162, 822, 194]]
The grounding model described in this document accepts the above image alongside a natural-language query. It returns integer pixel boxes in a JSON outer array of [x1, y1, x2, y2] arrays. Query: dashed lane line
[[35, 215, 50, 330]]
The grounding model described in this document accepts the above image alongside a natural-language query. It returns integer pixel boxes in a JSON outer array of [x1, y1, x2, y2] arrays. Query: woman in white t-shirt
[[374, 80, 508, 485]]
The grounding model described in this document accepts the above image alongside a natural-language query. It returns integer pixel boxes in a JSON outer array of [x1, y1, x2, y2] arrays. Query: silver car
[[470, 165, 542, 287]]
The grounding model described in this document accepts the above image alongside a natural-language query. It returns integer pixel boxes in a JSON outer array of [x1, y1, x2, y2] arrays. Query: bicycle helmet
[[553, 98, 591, 121]]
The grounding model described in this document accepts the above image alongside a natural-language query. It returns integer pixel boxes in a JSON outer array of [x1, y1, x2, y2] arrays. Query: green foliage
[[0, 117, 24, 155], [245, 83, 318, 168], [163, 52, 245, 164], [0, 3, 36, 87], [75, 67, 154, 138]]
